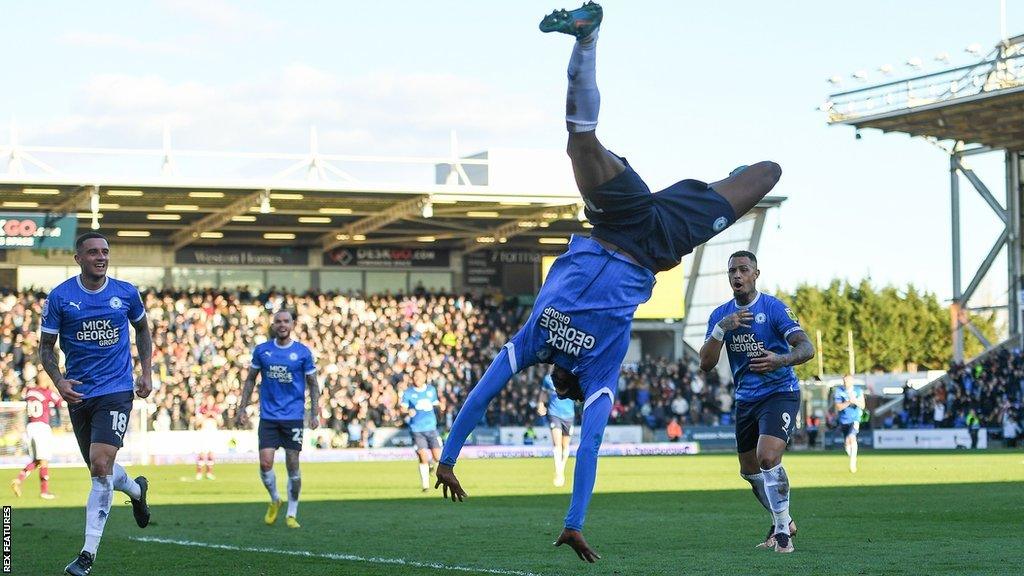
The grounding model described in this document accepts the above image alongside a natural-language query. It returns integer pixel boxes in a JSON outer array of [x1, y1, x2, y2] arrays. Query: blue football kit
[[403, 385, 440, 433], [251, 339, 315, 451], [835, 385, 864, 437], [705, 292, 804, 452], [543, 375, 576, 421], [404, 385, 442, 450], [41, 275, 146, 458], [440, 154, 741, 532]]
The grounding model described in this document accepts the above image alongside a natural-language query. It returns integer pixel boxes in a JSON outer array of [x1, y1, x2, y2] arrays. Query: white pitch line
[[130, 536, 547, 576]]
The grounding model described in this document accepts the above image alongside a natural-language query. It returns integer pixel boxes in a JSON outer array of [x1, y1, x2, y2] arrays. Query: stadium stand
[[883, 346, 1024, 442], [0, 288, 733, 442]]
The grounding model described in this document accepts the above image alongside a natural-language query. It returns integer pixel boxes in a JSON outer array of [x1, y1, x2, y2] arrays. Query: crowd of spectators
[[0, 288, 734, 446], [886, 348, 1023, 443]]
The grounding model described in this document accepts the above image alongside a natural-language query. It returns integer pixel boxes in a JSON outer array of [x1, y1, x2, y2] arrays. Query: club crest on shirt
[[754, 312, 767, 324], [713, 216, 729, 232], [109, 296, 122, 309], [289, 352, 298, 361]]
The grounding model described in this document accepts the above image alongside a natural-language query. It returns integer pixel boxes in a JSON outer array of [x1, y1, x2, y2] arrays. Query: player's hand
[[55, 377, 84, 404], [538, 403, 548, 417], [434, 463, 467, 502], [717, 310, 753, 332], [749, 350, 786, 373], [308, 413, 320, 430], [135, 373, 153, 399], [235, 410, 250, 428], [554, 528, 601, 563]]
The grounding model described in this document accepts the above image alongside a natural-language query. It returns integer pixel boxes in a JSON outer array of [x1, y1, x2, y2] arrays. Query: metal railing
[[825, 41, 1024, 122]]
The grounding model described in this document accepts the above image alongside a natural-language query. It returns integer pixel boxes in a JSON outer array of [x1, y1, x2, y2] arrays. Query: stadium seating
[[0, 289, 731, 439]]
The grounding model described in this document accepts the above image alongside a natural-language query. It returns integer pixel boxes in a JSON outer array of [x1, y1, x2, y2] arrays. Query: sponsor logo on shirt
[[67, 301, 81, 311], [77, 319, 120, 347], [268, 365, 294, 383], [728, 333, 767, 358], [538, 306, 596, 357]]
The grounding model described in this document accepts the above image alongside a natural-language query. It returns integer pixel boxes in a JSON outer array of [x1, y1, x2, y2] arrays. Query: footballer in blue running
[[236, 309, 320, 529], [39, 232, 153, 576], [700, 250, 815, 554], [434, 2, 783, 562], [401, 368, 443, 491], [538, 369, 576, 486], [834, 375, 865, 473]]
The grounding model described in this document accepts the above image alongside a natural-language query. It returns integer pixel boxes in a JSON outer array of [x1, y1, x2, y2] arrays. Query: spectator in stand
[[666, 417, 683, 442]]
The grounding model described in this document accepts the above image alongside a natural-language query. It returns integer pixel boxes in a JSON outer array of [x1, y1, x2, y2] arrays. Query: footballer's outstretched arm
[[435, 346, 517, 501], [557, 393, 612, 562]]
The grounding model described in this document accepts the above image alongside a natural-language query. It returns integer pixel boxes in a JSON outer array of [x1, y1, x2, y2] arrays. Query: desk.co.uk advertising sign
[[0, 213, 77, 250]]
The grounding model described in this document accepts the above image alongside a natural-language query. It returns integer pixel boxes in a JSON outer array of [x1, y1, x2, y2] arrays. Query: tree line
[[775, 280, 999, 379]]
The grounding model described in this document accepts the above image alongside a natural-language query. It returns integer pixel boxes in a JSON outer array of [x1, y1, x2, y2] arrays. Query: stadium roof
[[0, 136, 784, 251], [826, 35, 1024, 150]]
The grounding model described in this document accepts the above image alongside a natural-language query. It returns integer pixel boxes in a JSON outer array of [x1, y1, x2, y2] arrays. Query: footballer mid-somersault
[[433, 1, 783, 562]]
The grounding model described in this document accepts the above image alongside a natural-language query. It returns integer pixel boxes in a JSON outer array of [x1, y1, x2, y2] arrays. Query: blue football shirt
[[402, 385, 439, 433], [40, 276, 146, 399], [542, 375, 576, 420], [505, 236, 655, 413], [705, 292, 803, 402], [250, 339, 316, 421], [834, 386, 864, 425]]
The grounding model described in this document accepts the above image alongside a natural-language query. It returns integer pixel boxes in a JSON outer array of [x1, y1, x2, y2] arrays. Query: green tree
[[776, 280, 1000, 379]]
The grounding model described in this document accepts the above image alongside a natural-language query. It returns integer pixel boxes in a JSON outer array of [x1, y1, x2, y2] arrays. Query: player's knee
[[752, 161, 782, 188], [89, 457, 113, 477], [757, 452, 782, 470]]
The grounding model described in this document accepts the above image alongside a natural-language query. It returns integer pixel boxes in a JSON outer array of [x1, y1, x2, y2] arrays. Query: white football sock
[[418, 463, 430, 489], [850, 442, 858, 471], [553, 444, 564, 475], [740, 471, 771, 512], [112, 463, 141, 500], [565, 29, 600, 133], [287, 473, 300, 517], [83, 476, 113, 556], [260, 468, 280, 502], [761, 463, 792, 536]]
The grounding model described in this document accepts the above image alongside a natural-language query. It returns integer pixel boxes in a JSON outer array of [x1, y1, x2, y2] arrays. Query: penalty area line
[[130, 536, 547, 576]]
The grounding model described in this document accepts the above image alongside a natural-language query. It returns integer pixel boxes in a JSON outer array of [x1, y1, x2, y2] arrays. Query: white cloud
[[24, 63, 557, 178]]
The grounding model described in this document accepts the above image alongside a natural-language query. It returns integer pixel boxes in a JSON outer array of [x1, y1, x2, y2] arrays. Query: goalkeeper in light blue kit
[[434, 2, 783, 562], [401, 369, 443, 491], [834, 375, 865, 473], [539, 369, 576, 487]]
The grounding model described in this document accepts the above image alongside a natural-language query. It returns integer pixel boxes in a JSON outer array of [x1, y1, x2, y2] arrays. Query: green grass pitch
[[6, 451, 1023, 575]]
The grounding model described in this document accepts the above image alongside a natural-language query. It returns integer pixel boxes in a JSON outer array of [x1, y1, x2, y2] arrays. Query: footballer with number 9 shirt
[[700, 250, 814, 554]]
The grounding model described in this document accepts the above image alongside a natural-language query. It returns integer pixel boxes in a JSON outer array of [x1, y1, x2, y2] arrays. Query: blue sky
[[1, 0, 1017, 303]]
